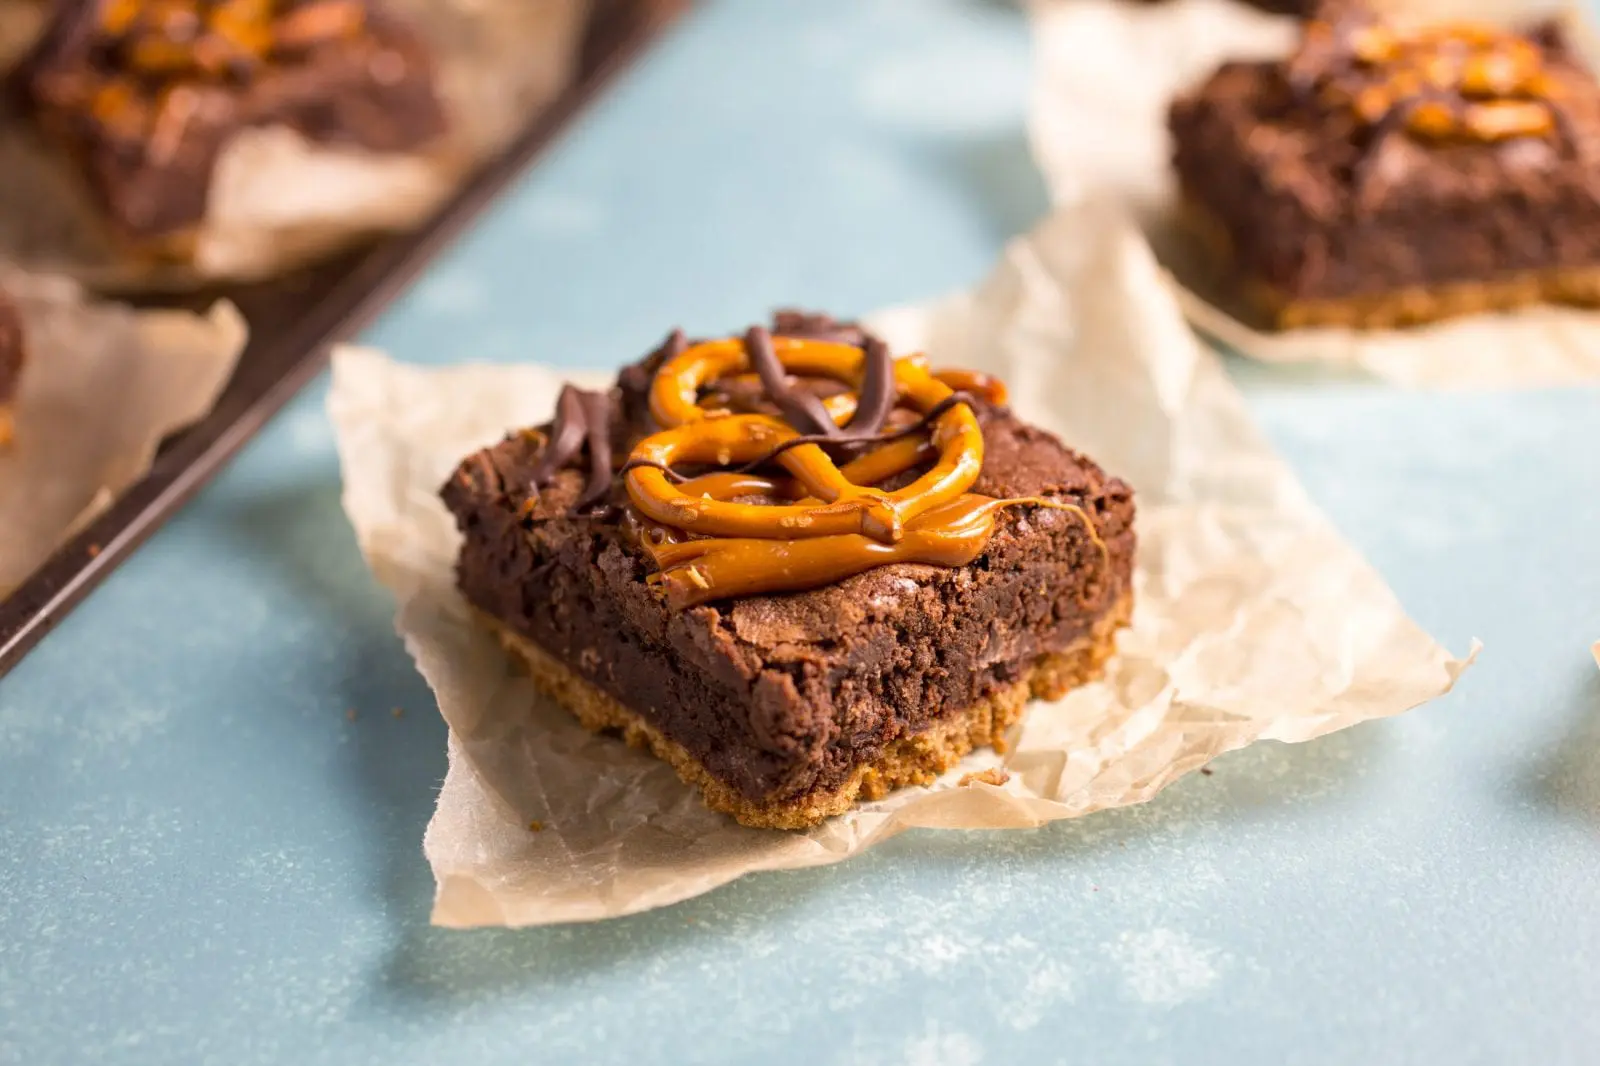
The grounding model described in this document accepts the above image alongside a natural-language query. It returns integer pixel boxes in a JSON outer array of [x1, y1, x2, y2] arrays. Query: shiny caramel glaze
[[620, 333, 1103, 610]]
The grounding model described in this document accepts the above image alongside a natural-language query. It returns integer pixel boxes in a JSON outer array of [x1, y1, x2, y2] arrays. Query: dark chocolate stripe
[[845, 334, 894, 435], [744, 325, 840, 438]]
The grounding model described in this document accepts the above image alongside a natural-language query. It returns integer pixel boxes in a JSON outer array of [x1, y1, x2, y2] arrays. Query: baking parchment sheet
[[0, 269, 246, 594], [329, 201, 1472, 927], [1026, 0, 1600, 387]]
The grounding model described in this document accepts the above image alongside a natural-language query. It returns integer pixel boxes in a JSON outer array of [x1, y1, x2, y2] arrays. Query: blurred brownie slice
[[1169, 6, 1600, 328], [18, 0, 447, 257]]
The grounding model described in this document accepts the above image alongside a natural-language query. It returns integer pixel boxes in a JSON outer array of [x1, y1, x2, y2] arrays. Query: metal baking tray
[[0, 0, 691, 676]]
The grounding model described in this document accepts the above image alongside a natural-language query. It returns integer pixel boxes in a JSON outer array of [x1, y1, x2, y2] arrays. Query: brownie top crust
[[440, 314, 1137, 803], [18, 0, 447, 238]]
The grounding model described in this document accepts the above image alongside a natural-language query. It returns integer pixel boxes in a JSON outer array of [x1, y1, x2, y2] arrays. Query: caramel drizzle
[[1288, 7, 1572, 186], [642, 494, 1107, 610], [615, 390, 969, 487], [616, 331, 1101, 609]]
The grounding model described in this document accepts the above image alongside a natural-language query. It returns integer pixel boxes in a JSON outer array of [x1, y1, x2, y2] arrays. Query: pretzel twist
[[620, 334, 1104, 610], [1300, 14, 1566, 145], [627, 336, 984, 544]]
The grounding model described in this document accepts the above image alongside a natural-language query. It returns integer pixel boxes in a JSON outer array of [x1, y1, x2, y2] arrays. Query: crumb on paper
[[959, 767, 1011, 788], [527, 820, 545, 833]]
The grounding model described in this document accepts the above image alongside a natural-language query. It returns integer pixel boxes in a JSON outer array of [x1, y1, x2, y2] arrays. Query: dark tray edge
[[0, 0, 692, 677]]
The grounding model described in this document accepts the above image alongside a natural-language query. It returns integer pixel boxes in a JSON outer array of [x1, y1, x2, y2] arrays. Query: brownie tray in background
[[0, 0, 693, 677]]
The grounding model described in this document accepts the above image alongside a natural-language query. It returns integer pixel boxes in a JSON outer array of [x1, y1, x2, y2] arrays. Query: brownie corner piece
[[1169, 11, 1600, 330], [441, 318, 1137, 830], [19, 0, 448, 247]]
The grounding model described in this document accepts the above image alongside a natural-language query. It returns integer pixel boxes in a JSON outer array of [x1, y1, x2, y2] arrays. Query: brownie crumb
[[1200, 766, 1214, 776], [959, 767, 1012, 788], [527, 820, 545, 833], [390, 707, 404, 719]]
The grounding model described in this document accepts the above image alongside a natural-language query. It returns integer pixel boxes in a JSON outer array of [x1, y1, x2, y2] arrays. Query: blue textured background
[[4, 1, 1600, 1062]]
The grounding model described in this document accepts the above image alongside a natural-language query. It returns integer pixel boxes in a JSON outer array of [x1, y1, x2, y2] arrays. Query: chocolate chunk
[[528, 384, 616, 514]]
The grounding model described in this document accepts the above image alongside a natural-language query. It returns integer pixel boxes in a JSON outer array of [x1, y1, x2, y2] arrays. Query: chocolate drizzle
[[529, 384, 615, 512], [846, 335, 894, 435], [744, 325, 841, 439]]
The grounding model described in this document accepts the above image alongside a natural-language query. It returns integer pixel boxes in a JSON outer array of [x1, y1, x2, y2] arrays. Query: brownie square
[[18, 0, 447, 252], [441, 315, 1137, 830], [0, 291, 23, 446], [1169, 14, 1600, 329]]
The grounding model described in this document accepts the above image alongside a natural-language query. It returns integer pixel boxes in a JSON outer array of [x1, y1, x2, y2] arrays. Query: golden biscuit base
[[479, 592, 1131, 831], [1178, 197, 1600, 331]]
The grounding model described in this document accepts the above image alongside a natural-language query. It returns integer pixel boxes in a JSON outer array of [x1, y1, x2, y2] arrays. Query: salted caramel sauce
[[600, 331, 1101, 608]]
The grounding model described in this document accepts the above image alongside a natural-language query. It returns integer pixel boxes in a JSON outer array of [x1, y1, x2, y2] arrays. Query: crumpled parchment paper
[[0, 269, 246, 594], [1027, 0, 1600, 387], [0, 0, 589, 289], [330, 200, 1473, 928]]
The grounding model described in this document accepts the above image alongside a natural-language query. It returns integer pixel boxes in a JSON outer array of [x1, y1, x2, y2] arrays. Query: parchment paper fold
[[0, 269, 246, 594], [1026, 0, 1600, 387], [330, 201, 1471, 928]]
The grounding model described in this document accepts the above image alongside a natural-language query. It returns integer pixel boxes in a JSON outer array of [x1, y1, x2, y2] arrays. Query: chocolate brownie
[[442, 314, 1137, 829], [1169, 9, 1600, 329], [0, 291, 24, 446], [18, 0, 447, 254]]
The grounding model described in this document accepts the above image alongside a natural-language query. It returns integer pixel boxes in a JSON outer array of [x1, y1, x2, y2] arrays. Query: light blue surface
[[4, 1, 1600, 1062]]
